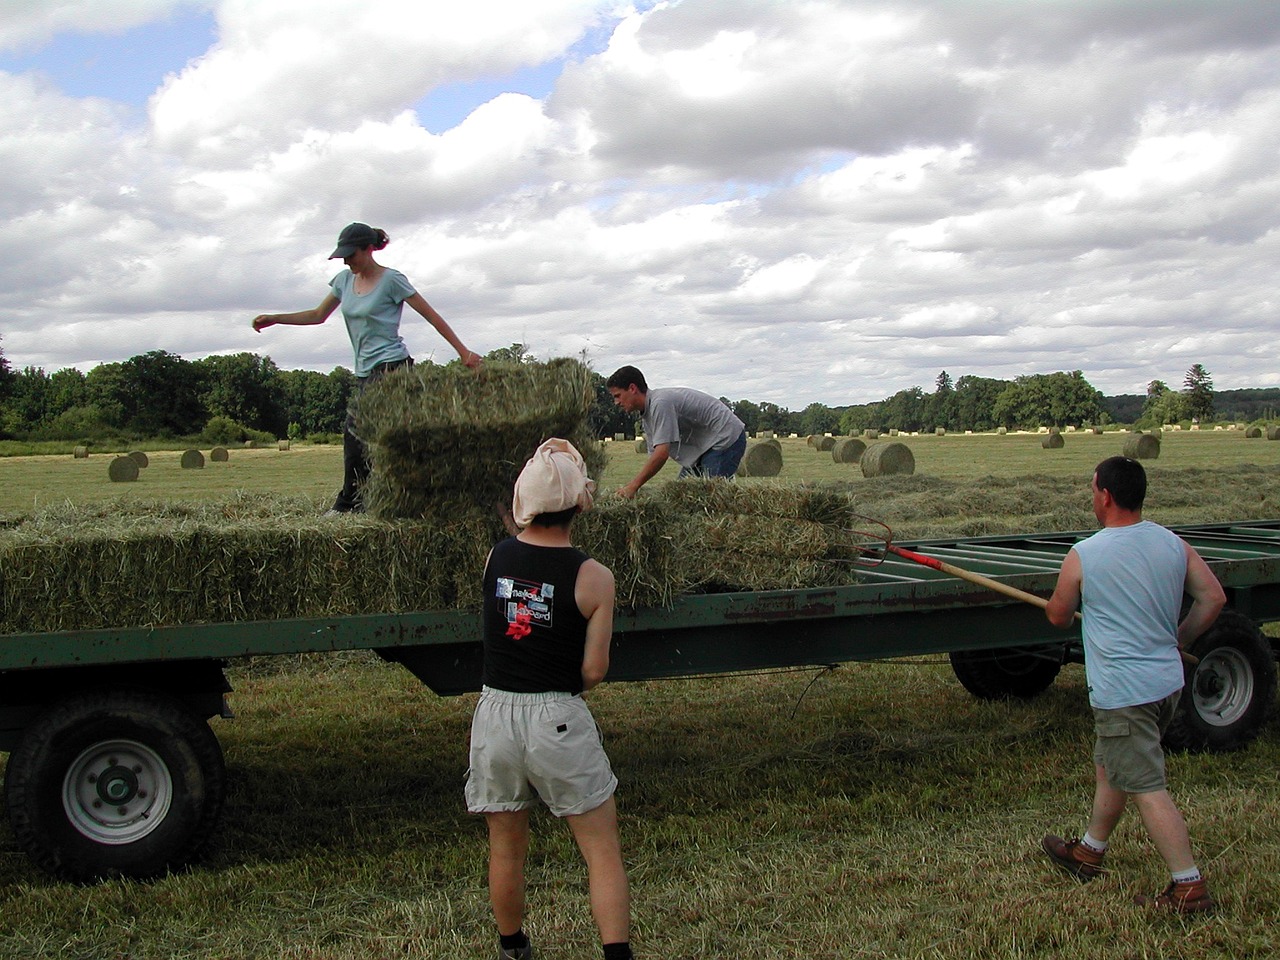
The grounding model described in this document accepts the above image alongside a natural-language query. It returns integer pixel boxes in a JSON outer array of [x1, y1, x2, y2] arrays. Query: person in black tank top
[[465, 439, 635, 960]]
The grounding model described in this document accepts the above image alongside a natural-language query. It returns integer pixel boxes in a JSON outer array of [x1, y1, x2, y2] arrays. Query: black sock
[[500, 930, 529, 951], [603, 942, 633, 960]]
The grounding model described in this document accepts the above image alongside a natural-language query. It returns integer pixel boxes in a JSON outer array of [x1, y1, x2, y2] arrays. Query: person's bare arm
[[252, 293, 340, 331], [1045, 548, 1082, 628], [405, 292, 481, 368], [1177, 540, 1227, 650], [576, 559, 616, 690], [617, 444, 670, 499]]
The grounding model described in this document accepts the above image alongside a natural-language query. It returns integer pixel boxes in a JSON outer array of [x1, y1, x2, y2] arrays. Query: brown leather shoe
[[1134, 878, 1215, 914], [1041, 834, 1105, 881]]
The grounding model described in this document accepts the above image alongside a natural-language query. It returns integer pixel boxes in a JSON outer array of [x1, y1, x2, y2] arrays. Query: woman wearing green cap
[[252, 222, 482, 513]]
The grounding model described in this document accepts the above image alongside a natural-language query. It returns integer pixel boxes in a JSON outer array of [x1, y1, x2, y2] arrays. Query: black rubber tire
[[1165, 610, 1277, 752], [4, 688, 226, 881], [949, 644, 1065, 700]]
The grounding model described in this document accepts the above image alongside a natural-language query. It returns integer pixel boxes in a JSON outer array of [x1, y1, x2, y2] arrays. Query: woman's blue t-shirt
[[329, 268, 414, 376]]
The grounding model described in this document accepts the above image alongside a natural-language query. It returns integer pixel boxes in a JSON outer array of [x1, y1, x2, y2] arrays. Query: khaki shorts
[[465, 687, 618, 818], [1092, 691, 1181, 794]]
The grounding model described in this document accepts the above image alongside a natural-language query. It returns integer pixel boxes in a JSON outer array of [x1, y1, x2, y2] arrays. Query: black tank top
[[481, 537, 591, 694]]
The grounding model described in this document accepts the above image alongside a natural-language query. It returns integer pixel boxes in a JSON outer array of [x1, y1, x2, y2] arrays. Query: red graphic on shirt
[[506, 605, 533, 640]]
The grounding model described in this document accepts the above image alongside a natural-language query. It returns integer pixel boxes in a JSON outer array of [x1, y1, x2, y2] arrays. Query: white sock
[[1172, 866, 1202, 883], [1081, 832, 1108, 853]]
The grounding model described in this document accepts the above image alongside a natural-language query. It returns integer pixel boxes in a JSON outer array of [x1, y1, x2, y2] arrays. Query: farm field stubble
[[0, 430, 1277, 959]]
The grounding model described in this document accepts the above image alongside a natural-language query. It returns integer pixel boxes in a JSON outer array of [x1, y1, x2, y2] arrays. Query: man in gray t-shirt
[[606, 365, 747, 499]]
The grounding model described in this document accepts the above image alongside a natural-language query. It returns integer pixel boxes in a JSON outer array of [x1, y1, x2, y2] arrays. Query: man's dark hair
[[1095, 455, 1146, 511], [605, 365, 648, 392], [528, 506, 579, 528]]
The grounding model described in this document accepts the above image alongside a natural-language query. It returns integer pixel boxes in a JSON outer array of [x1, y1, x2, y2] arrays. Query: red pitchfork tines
[[845, 514, 895, 567]]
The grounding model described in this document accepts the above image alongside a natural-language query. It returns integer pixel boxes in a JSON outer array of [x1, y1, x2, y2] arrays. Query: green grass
[[0, 431, 1277, 958], [1, 428, 1276, 517]]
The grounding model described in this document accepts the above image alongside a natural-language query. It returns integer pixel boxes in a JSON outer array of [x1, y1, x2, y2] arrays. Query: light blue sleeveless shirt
[[1073, 520, 1187, 709], [329, 268, 415, 376]]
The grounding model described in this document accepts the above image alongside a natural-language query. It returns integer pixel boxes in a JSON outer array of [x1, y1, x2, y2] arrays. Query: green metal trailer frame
[[1, 519, 1277, 881]]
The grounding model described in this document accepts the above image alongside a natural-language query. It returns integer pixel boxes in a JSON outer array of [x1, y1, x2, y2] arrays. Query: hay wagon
[[1, 520, 1277, 882]]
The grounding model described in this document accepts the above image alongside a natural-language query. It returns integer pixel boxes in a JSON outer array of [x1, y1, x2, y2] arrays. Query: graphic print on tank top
[[496, 576, 555, 640]]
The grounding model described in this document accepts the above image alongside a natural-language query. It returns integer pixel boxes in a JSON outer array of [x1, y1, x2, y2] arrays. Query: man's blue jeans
[[678, 430, 747, 479]]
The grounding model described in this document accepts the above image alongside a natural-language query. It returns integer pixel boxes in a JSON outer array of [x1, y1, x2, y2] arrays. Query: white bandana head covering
[[511, 438, 596, 527]]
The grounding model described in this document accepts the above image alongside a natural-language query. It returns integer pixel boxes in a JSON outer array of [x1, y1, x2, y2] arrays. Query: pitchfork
[[845, 516, 1198, 665]]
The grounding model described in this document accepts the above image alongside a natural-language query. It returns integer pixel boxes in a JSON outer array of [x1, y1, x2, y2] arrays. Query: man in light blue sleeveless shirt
[[1041, 456, 1225, 914]]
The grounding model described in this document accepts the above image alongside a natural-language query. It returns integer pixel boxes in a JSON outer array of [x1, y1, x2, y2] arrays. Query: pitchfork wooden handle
[[885, 545, 1199, 666]]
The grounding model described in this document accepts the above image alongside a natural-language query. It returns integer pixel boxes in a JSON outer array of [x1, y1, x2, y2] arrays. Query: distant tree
[[484, 343, 534, 364], [0, 337, 14, 401], [992, 371, 1102, 429], [589, 373, 635, 438], [1183, 363, 1215, 421], [952, 376, 1009, 432], [1143, 379, 1188, 426], [113, 351, 207, 436], [196, 353, 286, 435], [276, 367, 354, 436], [798, 402, 840, 436], [731, 399, 761, 434], [1, 366, 53, 433], [879, 387, 925, 432]]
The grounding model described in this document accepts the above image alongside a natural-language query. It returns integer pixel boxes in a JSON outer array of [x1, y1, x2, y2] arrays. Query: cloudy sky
[[2, 0, 1277, 408]]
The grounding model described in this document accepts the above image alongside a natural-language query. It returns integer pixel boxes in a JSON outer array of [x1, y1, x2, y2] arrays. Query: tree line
[[0, 339, 1270, 445]]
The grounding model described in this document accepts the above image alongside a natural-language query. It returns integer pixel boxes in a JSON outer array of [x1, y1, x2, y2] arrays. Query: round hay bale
[[742, 442, 783, 477], [127, 450, 149, 468], [1267, 426, 1280, 441], [888, 428, 899, 437], [633, 438, 647, 454], [831, 437, 867, 464], [1122, 434, 1161, 459], [805, 434, 822, 448], [935, 427, 946, 436], [1244, 426, 1262, 438], [816, 435, 836, 452], [210, 447, 230, 462], [861, 442, 915, 477], [997, 426, 1007, 435], [181, 449, 206, 469], [108, 455, 139, 482], [1041, 433, 1065, 449], [278, 439, 291, 451], [73, 445, 89, 459], [863, 429, 879, 440], [1092, 426, 1103, 435]]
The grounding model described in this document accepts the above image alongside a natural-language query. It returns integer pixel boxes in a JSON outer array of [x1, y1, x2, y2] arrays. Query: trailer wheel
[[949, 644, 1065, 700], [4, 689, 226, 882], [1165, 611, 1277, 752]]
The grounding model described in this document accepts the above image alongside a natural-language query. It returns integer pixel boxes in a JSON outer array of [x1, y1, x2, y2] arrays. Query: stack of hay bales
[[1, 360, 870, 632], [0, 481, 867, 632], [354, 358, 606, 519]]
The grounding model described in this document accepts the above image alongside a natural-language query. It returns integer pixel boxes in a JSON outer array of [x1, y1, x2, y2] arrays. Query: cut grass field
[[0, 428, 1276, 516], [0, 430, 1277, 959]]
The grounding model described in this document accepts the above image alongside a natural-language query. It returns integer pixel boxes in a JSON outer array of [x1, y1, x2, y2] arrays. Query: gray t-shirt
[[641, 387, 745, 469]]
